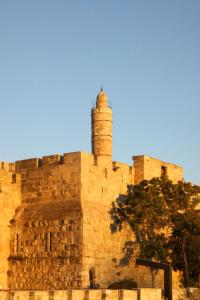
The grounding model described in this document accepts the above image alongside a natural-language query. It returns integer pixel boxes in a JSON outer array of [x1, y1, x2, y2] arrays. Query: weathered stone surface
[[121, 290, 138, 300], [133, 155, 183, 184], [0, 166, 21, 289], [139, 288, 162, 300]]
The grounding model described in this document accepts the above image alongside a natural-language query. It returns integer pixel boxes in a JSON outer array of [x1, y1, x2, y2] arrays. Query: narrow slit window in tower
[[45, 232, 52, 252], [89, 268, 95, 288], [161, 166, 167, 177], [12, 174, 16, 183]]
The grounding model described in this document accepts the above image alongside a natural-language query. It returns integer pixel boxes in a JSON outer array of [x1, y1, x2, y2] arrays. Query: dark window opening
[[161, 166, 167, 177], [104, 168, 108, 178], [12, 174, 16, 183], [45, 232, 52, 252], [89, 268, 95, 288]]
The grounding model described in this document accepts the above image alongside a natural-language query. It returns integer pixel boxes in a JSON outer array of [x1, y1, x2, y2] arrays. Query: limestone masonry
[[0, 89, 183, 290]]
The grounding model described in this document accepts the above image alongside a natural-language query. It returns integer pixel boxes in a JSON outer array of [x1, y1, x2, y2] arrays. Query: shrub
[[108, 279, 137, 289]]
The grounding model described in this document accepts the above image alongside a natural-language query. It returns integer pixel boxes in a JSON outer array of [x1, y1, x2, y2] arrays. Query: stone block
[[14, 291, 29, 300], [34, 291, 49, 300], [88, 290, 102, 300], [71, 290, 85, 300], [121, 290, 138, 300], [54, 290, 68, 300], [139, 288, 162, 300], [0, 291, 9, 300], [104, 290, 119, 300]]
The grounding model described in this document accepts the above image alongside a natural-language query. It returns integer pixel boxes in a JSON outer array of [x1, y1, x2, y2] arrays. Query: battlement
[[79, 152, 182, 186], [0, 161, 15, 173], [112, 161, 133, 174], [42, 154, 63, 165], [15, 152, 82, 173], [1, 152, 183, 190], [133, 155, 183, 184], [0, 162, 20, 186], [15, 151, 134, 174], [14, 152, 82, 204]]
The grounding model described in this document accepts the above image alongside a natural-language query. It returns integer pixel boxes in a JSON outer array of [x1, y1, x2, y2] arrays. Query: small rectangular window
[[12, 174, 16, 183], [161, 166, 167, 177], [45, 232, 52, 252]]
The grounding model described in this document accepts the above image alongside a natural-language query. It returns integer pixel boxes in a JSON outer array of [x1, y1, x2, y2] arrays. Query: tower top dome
[[96, 88, 108, 108]]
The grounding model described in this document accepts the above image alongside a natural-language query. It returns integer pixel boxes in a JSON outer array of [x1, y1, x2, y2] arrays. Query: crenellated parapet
[[15, 152, 81, 172], [14, 152, 82, 204], [133, 155, 183, 184], [0, 161, 16, 173], [0, 161, 21, 186]]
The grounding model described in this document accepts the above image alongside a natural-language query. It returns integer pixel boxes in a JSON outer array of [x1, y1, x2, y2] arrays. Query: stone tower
[[91, 88, 112, 158]]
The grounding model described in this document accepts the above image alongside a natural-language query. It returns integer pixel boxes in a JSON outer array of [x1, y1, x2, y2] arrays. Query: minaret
[[91, 88, 112, 159]]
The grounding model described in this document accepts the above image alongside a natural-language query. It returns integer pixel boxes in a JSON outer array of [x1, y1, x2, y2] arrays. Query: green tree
[[170, 210, 200, 287], [110, 177, 200, 287]]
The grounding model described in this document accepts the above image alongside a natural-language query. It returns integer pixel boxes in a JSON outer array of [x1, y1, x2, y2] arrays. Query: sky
[[0, 1, 199, 184]]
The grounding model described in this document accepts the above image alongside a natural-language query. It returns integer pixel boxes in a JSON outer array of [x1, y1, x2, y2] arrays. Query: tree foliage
[[170, 210, 200, 287], [110, 177, 200, 287]]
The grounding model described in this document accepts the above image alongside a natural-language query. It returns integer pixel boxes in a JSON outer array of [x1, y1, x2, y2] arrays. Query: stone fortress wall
[[0, 89, 184, 290], [0, 163, 21, 289], [80, 152, 183, 288], [1, 150, 183, 290], [8, 153, 83, 290]]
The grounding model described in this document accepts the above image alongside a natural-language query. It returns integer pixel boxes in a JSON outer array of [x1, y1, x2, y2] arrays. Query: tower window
[[45, 232, 52, 252], [89, 268, 96, 288], [161, 166, 167, 177], [12, 174, 16, 183], [104, 168, 108, 178]]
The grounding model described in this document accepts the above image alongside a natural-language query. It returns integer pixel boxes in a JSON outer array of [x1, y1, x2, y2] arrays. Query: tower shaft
[[91, 90, 112, 158]]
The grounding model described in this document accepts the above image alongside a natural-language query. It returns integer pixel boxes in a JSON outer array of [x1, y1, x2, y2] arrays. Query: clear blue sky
[[0, 1, 199, 184]]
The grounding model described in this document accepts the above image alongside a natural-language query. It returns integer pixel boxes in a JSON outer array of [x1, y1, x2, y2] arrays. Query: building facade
[[0, 90, 183, 290]]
